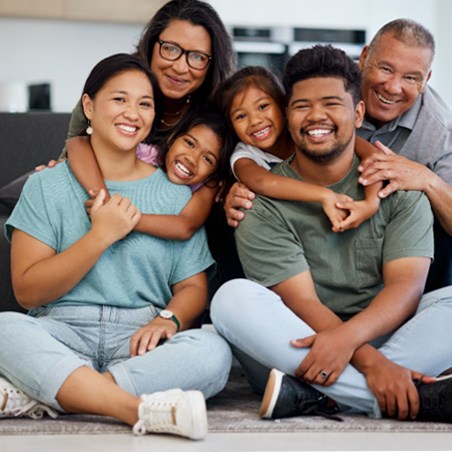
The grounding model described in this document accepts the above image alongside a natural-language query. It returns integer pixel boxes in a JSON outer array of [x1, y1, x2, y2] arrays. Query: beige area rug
[[1, 367, 452, 435]]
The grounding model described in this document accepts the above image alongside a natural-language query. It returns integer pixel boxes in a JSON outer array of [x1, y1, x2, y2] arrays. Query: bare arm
[[10, 191, 140, 309], [67, 136, 110, 201], [134, 183, 218, 240], [129, 271, 209, 356], [359, 141, 452, 235], [234, 158, 352, 231], [335, 136, 382, 231]]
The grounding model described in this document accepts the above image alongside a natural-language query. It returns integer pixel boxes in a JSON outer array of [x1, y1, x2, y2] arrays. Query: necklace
[[160, 117, 181, 127], [160, 95, 191, 127]]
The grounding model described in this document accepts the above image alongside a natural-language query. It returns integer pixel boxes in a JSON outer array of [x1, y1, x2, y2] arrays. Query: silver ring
[[319, 370, 330, 380]]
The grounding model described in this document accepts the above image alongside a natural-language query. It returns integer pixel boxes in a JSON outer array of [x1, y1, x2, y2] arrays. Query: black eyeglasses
[[158, 40, 212, 70]]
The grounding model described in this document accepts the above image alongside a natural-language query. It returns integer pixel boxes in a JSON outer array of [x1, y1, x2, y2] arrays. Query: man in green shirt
[[211, 45, 452, 423]]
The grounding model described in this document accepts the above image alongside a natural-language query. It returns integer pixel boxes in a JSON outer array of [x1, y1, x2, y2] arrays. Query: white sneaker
[[133, 389, 208, 440], [0, 376, 58, 419]]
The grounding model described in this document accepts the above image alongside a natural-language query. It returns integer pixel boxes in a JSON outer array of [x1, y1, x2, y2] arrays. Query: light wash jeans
[[211, 279, 452, 418], [0, 305, 232, 411]]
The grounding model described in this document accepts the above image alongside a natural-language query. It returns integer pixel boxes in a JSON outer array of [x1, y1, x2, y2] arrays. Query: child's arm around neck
[[134, 183, 218, 240]]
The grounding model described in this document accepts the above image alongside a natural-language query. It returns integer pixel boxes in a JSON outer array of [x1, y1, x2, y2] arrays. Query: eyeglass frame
[[157, 40, 212, 70]]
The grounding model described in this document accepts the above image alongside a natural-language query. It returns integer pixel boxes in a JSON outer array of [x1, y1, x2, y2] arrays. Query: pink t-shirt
[[136, 143, 161, 166]]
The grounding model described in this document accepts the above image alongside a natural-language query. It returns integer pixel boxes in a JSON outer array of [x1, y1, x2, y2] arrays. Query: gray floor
[[2, 432, 452, 451]]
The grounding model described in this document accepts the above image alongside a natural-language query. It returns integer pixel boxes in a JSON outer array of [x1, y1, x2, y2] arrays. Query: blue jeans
[[0, 305, 232, 411], [211, 279, 452, 418]]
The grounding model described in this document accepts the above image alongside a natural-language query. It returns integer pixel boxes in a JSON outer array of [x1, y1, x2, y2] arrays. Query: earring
[[86, 122, 93, 135]]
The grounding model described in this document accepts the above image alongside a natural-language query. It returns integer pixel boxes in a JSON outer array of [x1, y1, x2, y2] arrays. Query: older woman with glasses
[[62, 0, 235, 152]]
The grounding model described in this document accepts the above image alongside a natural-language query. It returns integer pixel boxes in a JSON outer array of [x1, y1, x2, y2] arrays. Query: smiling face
[[229, 85, 285, 154], [150, 19, 212, 100], [165, 124, 222, 186], [287, 77, 364, 164], [82, 69, 155, 154], [359, 34, 432, 127]]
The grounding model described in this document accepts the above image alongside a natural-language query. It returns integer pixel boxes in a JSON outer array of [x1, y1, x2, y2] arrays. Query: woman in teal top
[[0, 53, 231, 440]]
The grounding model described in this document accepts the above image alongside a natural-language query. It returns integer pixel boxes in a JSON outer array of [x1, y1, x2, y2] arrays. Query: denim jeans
[[0, 305, 232, 411], [211, 279, 452, 418]]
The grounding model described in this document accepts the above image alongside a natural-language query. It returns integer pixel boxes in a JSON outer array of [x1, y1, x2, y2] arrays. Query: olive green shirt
[[235, 155, 434, 319]]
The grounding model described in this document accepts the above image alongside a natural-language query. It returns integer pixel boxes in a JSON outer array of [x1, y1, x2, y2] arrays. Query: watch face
[[159, 309, 173, 319]]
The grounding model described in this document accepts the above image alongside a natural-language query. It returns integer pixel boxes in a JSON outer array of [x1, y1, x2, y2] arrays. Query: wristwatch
[[158, 309, 180, 331]]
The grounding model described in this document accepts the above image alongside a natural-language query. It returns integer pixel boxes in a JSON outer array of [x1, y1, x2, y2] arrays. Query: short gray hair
[[368, 18, 435, 62]]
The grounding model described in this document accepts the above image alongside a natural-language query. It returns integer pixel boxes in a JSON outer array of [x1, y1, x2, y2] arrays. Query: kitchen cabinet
[[0, 0, 166, 23]]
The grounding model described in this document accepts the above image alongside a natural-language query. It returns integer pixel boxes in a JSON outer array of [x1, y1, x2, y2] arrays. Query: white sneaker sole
[[259, 368, 284, 419], [184, 391, 208, 440]]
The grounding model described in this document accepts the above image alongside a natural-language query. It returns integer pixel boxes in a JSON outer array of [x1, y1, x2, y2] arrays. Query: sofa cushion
[[0, 171, 32, 209]]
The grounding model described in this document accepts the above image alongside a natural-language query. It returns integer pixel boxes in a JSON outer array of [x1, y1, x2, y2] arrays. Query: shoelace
[[133, 397, 180, 435], [299, 397, 344, 422], [1, 389, 58, 419]]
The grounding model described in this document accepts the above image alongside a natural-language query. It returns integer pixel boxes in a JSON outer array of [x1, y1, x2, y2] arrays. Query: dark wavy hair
[[283, 45, 362, 106], [135, 0, 235, 103], [159, 104, 234, 183], [215, 65, 286, 144]]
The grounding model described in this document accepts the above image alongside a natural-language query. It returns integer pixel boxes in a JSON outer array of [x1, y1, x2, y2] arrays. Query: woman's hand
[[129, 316, 178, 356], [90, 190, 141, 246]]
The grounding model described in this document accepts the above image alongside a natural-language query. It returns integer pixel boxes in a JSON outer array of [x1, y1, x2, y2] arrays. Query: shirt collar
[[361, 93, 423, 133]]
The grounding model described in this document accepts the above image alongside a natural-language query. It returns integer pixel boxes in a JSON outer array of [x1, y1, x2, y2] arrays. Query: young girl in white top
[[217, 66, 381, 232]]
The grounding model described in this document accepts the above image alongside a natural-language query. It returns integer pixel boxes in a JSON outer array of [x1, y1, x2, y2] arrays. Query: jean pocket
[[29, 304, 54, 318]]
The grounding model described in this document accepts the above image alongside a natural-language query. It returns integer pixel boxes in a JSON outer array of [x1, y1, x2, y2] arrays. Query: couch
[[0, 112, 72, 312]]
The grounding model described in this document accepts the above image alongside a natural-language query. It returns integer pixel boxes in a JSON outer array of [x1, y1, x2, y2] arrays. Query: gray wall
[[1, 0, 451, 112]]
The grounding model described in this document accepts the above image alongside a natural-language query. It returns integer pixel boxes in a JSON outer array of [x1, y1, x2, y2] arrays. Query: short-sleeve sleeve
[[169, 227, 215, 285], [5, 172, 57, 250]]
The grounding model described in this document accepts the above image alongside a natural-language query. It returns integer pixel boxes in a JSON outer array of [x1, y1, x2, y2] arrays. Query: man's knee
[[211, 278, 258, 320]]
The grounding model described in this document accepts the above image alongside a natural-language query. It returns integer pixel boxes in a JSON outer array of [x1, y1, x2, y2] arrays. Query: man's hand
[[361, 356, 435, 420], [291, 329, 356, 386], [224, 182, 255, 228], [358, 141, 431, 198]]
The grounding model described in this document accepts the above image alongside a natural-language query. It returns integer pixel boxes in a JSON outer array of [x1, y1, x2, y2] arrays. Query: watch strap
[[169, 313, 180, 331], [159, 310, 180, 331]]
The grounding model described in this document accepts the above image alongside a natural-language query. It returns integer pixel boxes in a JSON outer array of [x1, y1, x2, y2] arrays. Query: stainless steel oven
[[288, 28, 366, 61], [231, 26, 291, 75]]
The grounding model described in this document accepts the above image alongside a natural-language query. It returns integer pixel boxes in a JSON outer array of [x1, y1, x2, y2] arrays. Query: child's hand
[[334, 198, 380, 232], [35, 159, 63, 171], [321, 192, 353, 231], [85, 189, 109, 218]]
